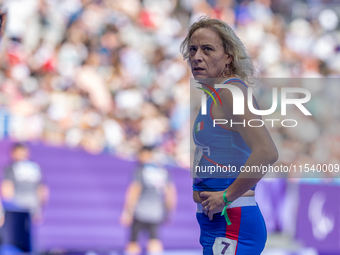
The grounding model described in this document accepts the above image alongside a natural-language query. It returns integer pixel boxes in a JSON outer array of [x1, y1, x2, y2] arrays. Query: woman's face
[[188, 27, 232, 79]]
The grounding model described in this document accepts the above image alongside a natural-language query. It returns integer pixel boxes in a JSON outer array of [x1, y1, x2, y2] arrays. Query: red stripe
[[201, 121, 204, 130], [202, 155, 229, 169], [209, 90, 238, 133], [210, 80, 260, 130], [202, 82, 223, 106], [225, 79, 243, 85], [225, 207, 242, 254], [253, 96, 260, 110]]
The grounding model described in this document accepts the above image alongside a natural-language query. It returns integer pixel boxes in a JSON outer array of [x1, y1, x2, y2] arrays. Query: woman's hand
[[200, 191, 226, 220], [193, 190, 207, 203]]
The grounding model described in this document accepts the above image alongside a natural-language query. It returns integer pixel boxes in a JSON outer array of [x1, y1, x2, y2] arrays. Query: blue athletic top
[[193, 78, 259, 191]]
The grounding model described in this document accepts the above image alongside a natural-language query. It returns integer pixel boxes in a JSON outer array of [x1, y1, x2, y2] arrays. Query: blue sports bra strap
[[223, 77, 248, 88], [214, 78, 244, 92]]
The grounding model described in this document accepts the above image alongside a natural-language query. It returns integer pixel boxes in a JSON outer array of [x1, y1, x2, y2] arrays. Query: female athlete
[[180, 17, 278, 255]]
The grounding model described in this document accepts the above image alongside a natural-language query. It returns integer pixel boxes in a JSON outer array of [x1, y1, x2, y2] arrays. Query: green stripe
[[196, 122, 202, 133], [196, 87, 217, 106]]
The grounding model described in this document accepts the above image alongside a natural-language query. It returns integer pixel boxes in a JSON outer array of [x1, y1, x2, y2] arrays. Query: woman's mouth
[[193, 67, 205, 72]]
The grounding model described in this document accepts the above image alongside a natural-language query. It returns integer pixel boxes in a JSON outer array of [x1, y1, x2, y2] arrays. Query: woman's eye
[[189, 47, 196, 52], [205, 47, 212, 51]]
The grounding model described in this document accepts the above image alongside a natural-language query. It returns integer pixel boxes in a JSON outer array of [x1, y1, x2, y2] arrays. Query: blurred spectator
[[1, 143, 49, 224], [120, 146, 177, 254], [0, 192, 4, 246]]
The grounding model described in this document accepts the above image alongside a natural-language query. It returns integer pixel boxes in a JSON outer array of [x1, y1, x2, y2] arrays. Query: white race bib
[[212, 237, 237, 255], [193, 145, 203, 172]]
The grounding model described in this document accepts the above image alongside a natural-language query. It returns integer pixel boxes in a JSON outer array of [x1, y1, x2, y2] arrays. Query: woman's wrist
[[220, 191, 226, 206], [222, 190, 232, 205], [221, 190, 233, 225], [223, 189, 232, 203]]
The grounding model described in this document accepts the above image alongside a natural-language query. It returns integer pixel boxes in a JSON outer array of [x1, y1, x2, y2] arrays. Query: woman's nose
[[193, 49, 203, 63]]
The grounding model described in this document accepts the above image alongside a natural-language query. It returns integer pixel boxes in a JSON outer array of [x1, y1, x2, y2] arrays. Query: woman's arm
[[200, 83, 278, 220]]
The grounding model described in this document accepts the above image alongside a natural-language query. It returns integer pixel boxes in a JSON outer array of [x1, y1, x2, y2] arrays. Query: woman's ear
[[226, 53, 233, 65]]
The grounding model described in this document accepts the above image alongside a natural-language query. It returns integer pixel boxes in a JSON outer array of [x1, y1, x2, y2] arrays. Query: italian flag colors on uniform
[[195, 121, 204, 133]]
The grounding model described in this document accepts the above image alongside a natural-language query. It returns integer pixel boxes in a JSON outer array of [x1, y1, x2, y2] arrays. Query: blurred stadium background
[[0, 0, 339, 254]]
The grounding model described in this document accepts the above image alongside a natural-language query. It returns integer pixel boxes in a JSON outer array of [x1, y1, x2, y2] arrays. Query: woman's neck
[[195, 74, 238, 88], [212, 74, 238, 87]]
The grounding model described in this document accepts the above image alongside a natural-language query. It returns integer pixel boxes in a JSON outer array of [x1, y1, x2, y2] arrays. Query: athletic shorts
[[196, 197, 267, 255], [130, 218, 159, 242]]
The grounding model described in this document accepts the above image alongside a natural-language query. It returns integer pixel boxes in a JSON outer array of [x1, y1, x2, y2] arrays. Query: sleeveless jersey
[[193, 78, 259, 191]]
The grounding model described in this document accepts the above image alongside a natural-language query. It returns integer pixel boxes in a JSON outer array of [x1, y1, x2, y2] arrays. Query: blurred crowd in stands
[[0, 0, 339, 175]]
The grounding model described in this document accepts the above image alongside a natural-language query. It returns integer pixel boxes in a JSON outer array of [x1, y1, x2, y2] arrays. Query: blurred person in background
[[0, 192, 5, 246], [0, 5, 6, 40], [0, 5, 8, 246], [1, 143, 49, 224], [120, 146, 177, 254], [181, 17, 278, 255]]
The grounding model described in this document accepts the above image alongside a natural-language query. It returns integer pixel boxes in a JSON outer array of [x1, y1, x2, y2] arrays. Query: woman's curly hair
[[180, 16, 255, 84]]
